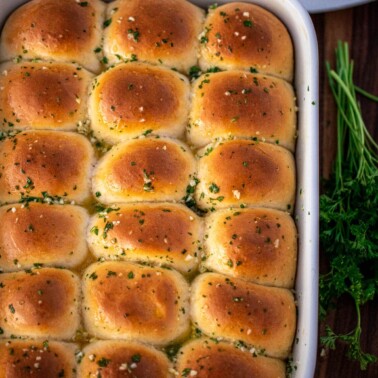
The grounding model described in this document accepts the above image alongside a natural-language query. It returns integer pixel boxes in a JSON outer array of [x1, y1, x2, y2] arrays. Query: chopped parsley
[[97, 357, 110, 367], [209, 183, 220, 193], [128, 28, 140, 42], [131, 354, 141, 363], [103, 19, 112, 28]]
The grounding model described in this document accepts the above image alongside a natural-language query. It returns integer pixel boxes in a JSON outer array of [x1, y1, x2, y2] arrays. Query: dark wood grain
[[312, 2, 378, 377]]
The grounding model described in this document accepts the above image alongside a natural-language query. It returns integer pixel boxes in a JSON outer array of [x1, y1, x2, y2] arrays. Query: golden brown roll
[[87, 203, 202, 275], [78, 340, 172, 378], [0, 203, 88, 272], [0, 268, 80, 339], [203, 208, 297, 288], [0, 340, 77, 378], [0, 61, 93, 132], [195, 140, 295, 212], [0, 131, 94, 204], [176, 338, 286, 378], [89, 62, 190, 144], [190, 273, 296, 359], [92, 138, 196, 204], [0, 0, 105, 73], [199, 3, 293, 81], [103, 0, 204, 72], [82, 261, 190, 345], [188, 71, 296, 150]]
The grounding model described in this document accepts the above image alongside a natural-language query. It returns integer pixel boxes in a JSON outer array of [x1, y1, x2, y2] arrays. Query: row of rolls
[[0, 131, 295, 210], [0, 201, 297, 284], [0, 0, 293, 79], [0, 60, 296, 148], [0, 339, 287, 377], [0, 0, 296, 377], [0, 261, 295, 354]]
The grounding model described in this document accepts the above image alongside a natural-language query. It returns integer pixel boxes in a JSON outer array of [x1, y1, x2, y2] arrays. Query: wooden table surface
[[311, 2, 378, 377]]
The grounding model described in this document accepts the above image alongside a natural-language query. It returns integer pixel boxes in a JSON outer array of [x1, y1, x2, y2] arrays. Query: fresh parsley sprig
[[320, 41, 378, 370]]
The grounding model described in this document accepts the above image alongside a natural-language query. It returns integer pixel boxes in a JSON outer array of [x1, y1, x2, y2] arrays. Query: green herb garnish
[[320, 41, 378, 370]]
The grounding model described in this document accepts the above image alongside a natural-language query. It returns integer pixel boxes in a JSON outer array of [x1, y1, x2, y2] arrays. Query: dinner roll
[[0, 61, 93, 132], [0, 0, 105, 73], [176, 338, 286, 378], [89, 62, 190, 144], [195, 140, 295, 212], [199, 2, 293, 81], [203, 208, 297, 288], [0, 268, 80, 339], [191, 273, 296, 359], [87, 203, 202, 275], [82, 261, 190, 345], [92, 138, 196, 204], [103, 0, 204, 72], [0, 340, 77, 378], [188, 71, 296, 150], [78, 340, 172, 378], [0, 203, 88, 272], [0, 131, 94, 204]]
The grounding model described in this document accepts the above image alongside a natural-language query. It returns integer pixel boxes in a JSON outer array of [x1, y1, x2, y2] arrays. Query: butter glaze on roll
[[82, 261, 190, 345], [0, 0, 105, 73], [0, 131, 94, 204], [0, 268, 80, 339], [92, 137, 196, 204], [203, 208, 297, 288], [199, 2, 293, 81], [188, 71, 296, 150], [195, 140, 295, 212], [103, 0, 204, 72], [89, 63, 190, 144], [190, 273, 296, 359], [78, 340, 172, 378], [0, 203, 88, 272], [0, 61, 93, 131], [176, 338, 286, 378], [87, 203, 202, 274], [0, 340, 77, 378]]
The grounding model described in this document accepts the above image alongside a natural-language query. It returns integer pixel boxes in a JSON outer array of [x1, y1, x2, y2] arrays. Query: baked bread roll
[[0, 131, 94, 204], [195, 140, 295, 212], [0, 268, 80, 339], [176, 338, 286, 378], [0, 203, 88, 272], [188, 71, 296, 150], [203, 208, 297, 288], [0, 0, 105, 73], [82, 261, 190, 345], [0, 61, 93, 132], [87, 203, 202, 275], [199, 2, 293, 81], [89, 62, 190, 144], [191, 273, 296, 359], [78, 340, 172, 378], [0, 340, 77, 378], [92, 137, 196, 204], [103, 0, 204, 72]]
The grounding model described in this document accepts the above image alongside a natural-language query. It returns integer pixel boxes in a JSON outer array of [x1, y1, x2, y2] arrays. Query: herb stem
[[354, 85, 378, 102]]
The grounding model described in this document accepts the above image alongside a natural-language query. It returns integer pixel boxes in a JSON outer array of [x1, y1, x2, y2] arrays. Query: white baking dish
[[0, 1, 319, 377]]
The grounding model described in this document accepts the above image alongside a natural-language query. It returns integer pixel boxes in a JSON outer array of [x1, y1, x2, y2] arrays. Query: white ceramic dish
[[0, 1, 319, 377]]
